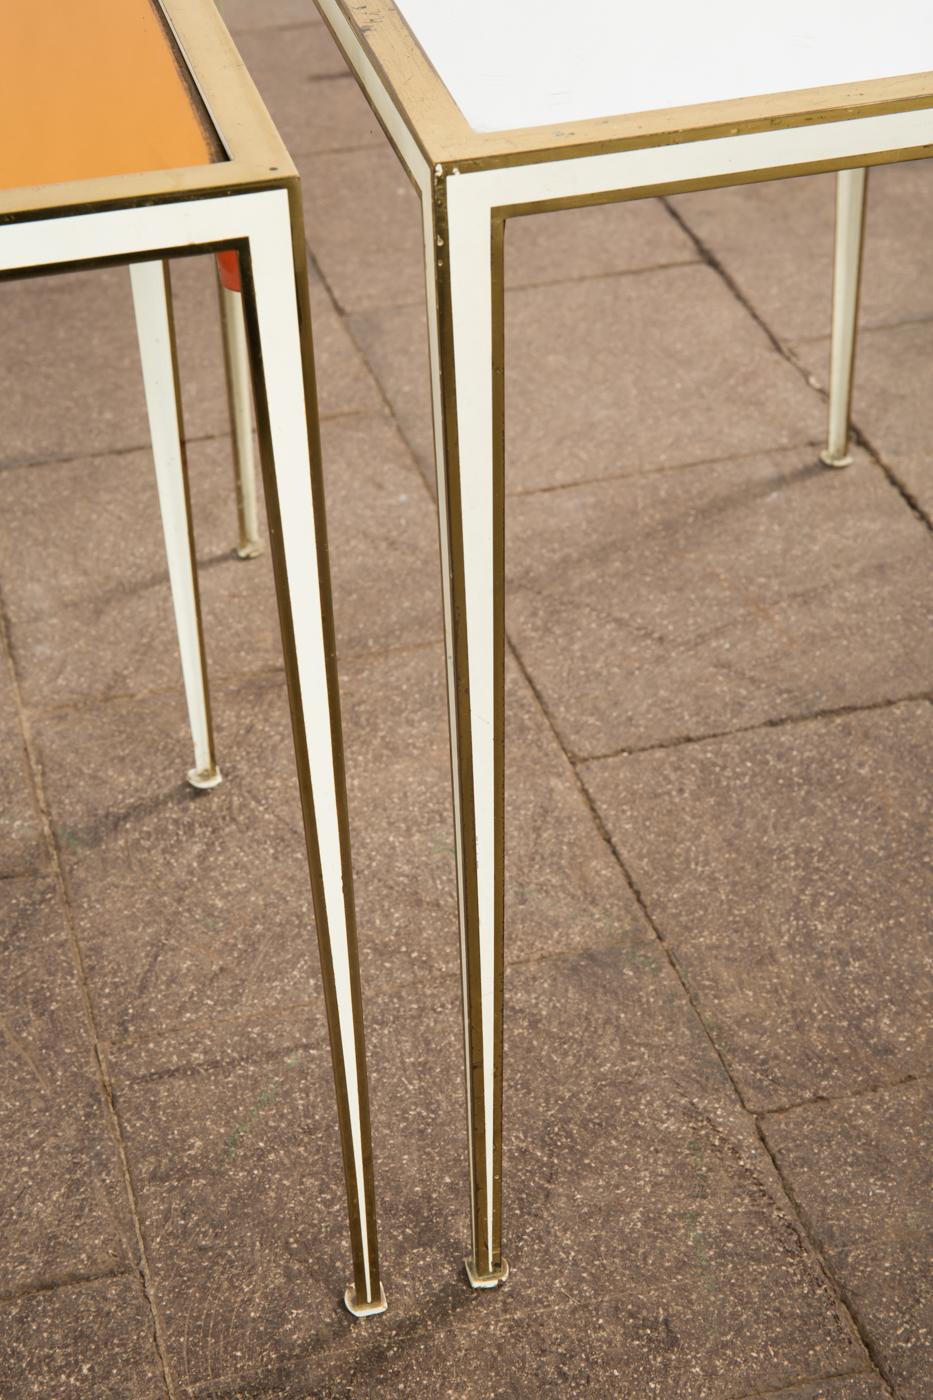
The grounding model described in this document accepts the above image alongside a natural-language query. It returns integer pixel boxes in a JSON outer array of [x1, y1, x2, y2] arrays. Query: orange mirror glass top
[[0, 0, 219, 193]]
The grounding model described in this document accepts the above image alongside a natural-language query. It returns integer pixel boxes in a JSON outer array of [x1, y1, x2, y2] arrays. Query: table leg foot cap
[[187, 765, 223, 791], [235, 540, 264, 560], [343, 1283, 387, 1318], [819, 448, 853, 469], [464, 1256, 509, 1290]]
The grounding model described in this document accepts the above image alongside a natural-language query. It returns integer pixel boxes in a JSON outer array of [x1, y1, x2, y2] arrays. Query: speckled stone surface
[[792, 318, 933, 523], [235, 28, 381, 158], [0, 413, 435, 710], [0, 254, 380, 475], [0, 8, 930, 1395], [350, 263, 827, 493], [507, 450, 933, 755], [581, 703, 933, 1110], [0, 656, 45, 878], [0, 878, 135, 1294], [109, 956, 866, 1398], [0, 1276, 166, 1399], [28, 644, 654, 1038], [217, 0, 317, 31], [763, 1081, 933, 1400]]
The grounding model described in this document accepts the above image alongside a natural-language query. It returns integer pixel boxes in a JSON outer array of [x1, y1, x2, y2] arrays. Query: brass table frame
[[1, 0, 385, 1319], [309, 0, 933, 1290]]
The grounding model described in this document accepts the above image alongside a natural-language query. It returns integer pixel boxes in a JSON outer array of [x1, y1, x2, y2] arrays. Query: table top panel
[[0, 0, 219, 194], [392, 0, 933, 135]]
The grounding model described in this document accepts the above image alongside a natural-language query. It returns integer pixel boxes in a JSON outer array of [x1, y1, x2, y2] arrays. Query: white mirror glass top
[[392, 0, 933, 133]]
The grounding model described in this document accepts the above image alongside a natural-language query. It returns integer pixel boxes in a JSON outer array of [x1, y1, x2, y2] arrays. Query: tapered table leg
[[238, 189, 385, 1317], [216, 252, 263, 559], [422, 174, 508, 1288], [820, 167, 868, 469], [130, 259, 221, 791]]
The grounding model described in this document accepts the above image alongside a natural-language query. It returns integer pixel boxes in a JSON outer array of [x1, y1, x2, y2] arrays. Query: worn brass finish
[[321, 0, 933, 174], [424, 173, 509, 1286]]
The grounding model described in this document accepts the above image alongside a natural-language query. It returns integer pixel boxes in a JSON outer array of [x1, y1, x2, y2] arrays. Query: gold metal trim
[[0, 0, 296, 223], [237, 185, 384, 1311], [321, 0, 933, 172], [1, 1, 385, 1316], [426, 173, 508, 1284]]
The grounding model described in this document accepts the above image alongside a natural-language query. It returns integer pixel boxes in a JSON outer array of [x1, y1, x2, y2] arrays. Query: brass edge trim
[[0, 0, 296, 223], [236, 189, 382, 1305], [427, 168, 493, 1274], [326, 2, 933, 171], [284, 178, 382, 1304]]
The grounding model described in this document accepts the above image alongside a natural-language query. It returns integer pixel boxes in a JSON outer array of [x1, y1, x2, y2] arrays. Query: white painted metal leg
[[423, 177, 508, 1288], [821, 167, 868, 469], [239, 194, 385, 1317], [217, 270, 262, 559], [129, 259, 221, 791]]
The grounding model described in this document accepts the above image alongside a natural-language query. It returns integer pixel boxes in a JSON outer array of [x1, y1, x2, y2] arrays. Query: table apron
[[0, 187, 291, 275], [447, 106, 933, 219]]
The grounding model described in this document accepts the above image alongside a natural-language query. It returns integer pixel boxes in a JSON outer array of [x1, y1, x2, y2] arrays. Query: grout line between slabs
[[19, 635, 444, 723], [574, 688, 933, 765], [728, 1365, 893, 1400], [0, 583, 178, 1400], [757, 1071, 929, 1121], [318, 252, 706, 318], [0, 401, 385, 478], [756, 1112, 901, 1396], [794, 307, 933, 341], [506, 436, 824, 497], [507, 631, 896, 1395], [0, 1266, 133, 1309], [662, 195, 933, 535]]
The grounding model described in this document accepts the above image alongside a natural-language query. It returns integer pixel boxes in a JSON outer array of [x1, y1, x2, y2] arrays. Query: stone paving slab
[[351, 263, 827, 494], [507, 449, 933, 756], [28, 640, 652, 1038], [0, 1275, 166, 1399], [0, 253, 379, 473], [0, 653, 45, 878], [733, 1381, 891, 1400], [762, 1080, 933, 1400], [669, 160, 933, 344], [302, 141, 698, 316], [0, 413, 433, 710], [33, 677, 317, 1042], [792, 320, 933, 523], [109, 954, 866, 1397], [581, 702, 933, 1112], [2, 19, 931, 1399], [236, 30, 381, 158], [0, 258, 236, 468], [0, 265, 155, 470], [219, 0, 319, 31], [0, 877, 136, 1297], [341, 645, 653, 984]]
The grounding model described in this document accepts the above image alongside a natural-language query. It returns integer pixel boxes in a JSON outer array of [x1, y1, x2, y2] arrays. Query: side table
[[312, 0, 933, 1290], [1, 0, 385, 1317]]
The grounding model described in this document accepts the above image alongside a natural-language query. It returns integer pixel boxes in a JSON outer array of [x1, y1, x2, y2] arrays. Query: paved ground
[[1, 4, 931, 1398]]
